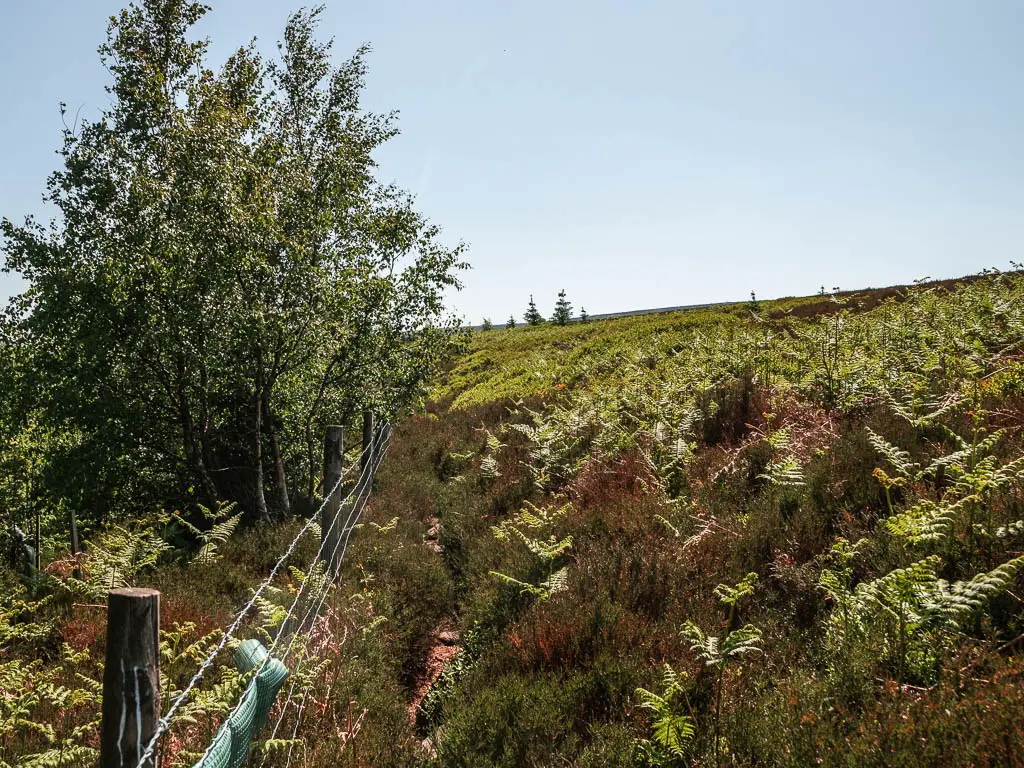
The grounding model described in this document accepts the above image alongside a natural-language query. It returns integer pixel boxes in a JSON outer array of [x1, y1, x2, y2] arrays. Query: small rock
[[438, 629, 460, 645]]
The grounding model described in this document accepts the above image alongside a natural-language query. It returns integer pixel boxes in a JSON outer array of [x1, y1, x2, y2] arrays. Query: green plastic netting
[[192, 639, 289, 768]]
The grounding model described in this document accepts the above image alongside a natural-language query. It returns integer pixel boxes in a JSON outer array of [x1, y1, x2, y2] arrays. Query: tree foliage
[[1, 0, 467, 528], [523, 295, 544, 326], [552, 289, 572, 325]]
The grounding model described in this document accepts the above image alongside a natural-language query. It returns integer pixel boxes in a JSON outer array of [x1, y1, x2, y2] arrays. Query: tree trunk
[[253, 381, 269, 522], [33, 505, 40, 572], [263, 396, 290, 516], [69, 508, 80, 555], [302, 360, 336, 499], [70, 505, 82, 580], [305, 415, 316, 499], [179, 398, 218, 507]]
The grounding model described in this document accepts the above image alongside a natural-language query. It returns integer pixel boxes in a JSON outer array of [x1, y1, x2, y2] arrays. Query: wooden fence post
[[100, 588, 160, 768], [69, 508, 81, 556], [322, 426, 344, 580], [360, 410, 374, 475]]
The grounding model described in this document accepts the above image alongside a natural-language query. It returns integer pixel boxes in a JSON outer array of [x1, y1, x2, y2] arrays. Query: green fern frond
[[485, 431, 505, 453], [635, 663, 695, 758], [995, 519, 1024, 539], [541, 567, 569, 596], [720, 624, 764, 659], [191, 509, 242, 566], [928, 555, 1024, 622], [489, 570, 546, 598], [883, 499, 961, 544], [758, 456, 806, 487], [866, 427, 921, 479], [714, 572, 758, 607], [887, 389, 961, 427], [369, 516, 400, 533]]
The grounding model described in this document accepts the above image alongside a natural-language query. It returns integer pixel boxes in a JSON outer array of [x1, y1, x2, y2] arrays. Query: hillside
[[5, 271, 1024, 767]]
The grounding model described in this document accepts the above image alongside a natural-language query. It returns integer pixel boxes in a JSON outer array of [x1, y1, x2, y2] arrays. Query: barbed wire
[[187, 433, 387, 767], [136, 433, 381, 768], [280, 434, 392, 767], [259, 431, 391, 761]]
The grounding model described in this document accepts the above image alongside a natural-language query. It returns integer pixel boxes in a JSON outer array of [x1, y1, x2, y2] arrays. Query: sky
[[2, 1, 1023, 323]]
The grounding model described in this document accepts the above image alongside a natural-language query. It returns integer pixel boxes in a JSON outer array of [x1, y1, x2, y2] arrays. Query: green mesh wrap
[[192, 639, 289, 768]]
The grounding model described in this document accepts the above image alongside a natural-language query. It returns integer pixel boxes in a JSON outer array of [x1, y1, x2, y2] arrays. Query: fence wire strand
[[136, 432, 383, 768], [261, 430, 391, 759], [264, 434, 391, 753], [279, 433, 392, 767]]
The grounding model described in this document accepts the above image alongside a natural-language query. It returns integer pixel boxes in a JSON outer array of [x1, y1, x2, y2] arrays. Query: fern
[[823, 551, 1024, 685], [634, 664, 695, 765], [0, 646, 100, 768], [503, 405, 585, 491], [866, 426, 921, 480], [883, 498, 965, 544], [490, 500, 574, 600], [758, 456, 806, 488], [176, 502, 243, 567], [477, 428, 504, 480], [70, 518, 171, 599], [369, 516, 400, 533], [927, 555, 1024, 624], [679, 573, 762, 767], [489, 567, 569, 600], [887, 389, 961, 428]]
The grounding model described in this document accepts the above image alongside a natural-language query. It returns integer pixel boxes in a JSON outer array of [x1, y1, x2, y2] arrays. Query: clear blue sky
[[3, 1, 1023, 323]]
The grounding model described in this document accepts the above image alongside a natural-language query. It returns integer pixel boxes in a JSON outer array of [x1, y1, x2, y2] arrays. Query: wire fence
[[133, 424, 392, 768], [265, 436, 393, 768]]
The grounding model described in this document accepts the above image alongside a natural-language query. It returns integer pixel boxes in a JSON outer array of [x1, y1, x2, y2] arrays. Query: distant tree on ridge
[[552, 289, 573, 325], [524, 295, 545, 326]]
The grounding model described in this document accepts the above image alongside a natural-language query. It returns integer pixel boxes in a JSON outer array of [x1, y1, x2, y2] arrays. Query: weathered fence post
[[69, 508, 81, 556], [322, 426, 344, 580], [100, 588, 160, 768], [360, 410, 374, 475]]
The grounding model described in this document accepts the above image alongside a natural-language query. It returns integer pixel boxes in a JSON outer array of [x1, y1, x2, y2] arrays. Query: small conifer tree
[[506, 315, 516, 330], [579, 307, 589, 323], [552, 289, 573, 325], [524, 295, 544, 326], [481, 317, 493, 331]]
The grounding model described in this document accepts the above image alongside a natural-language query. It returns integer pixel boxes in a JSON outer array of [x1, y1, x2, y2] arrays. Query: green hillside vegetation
[[442, 275, 996, 409], [5, 270, 1024, 767], [399, 270, 1024, 766]]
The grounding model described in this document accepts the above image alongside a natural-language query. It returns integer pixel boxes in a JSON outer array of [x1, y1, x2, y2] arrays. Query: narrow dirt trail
[[407, 619, 460, 721], [407, 515, 460, 725]]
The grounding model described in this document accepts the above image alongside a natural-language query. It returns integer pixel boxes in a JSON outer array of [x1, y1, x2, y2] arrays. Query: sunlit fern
[[634, 663, 695, 764], [490, 500, 573, 598], [173, 502, 243, 567]]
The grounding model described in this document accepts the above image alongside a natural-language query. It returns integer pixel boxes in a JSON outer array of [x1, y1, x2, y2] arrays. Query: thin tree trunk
[[70, 504, 82, 580], [253, 375, 269, 522], [263, 396, 290, 516], [303, 359, 337, 499], [305, 415, 316, 499], [69, 507, 80, 555], [179, 400, 218, 507], [34, 505, 41, 572]]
